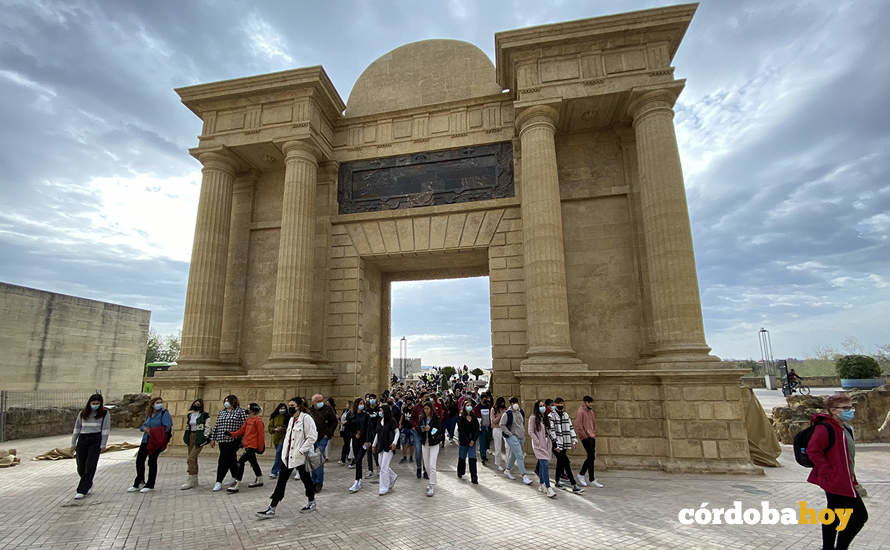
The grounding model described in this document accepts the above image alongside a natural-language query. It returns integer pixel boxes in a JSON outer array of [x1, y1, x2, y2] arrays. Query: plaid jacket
[[548, 409, 577, 450], [210, 407, 247, 443]]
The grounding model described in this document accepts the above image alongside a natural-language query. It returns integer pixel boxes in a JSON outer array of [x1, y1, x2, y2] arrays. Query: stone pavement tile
[[0, 431, 887, 549]]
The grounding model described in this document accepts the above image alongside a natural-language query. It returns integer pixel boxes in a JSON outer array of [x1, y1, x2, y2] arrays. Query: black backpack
[[793, 419, 834, 468]]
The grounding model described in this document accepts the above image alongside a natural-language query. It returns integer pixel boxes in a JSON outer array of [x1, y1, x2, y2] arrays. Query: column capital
[[279, 140, 320, 164], [197, 150, 238, 174], [514, 103, 560, 136], [627, 87, 680, 126]]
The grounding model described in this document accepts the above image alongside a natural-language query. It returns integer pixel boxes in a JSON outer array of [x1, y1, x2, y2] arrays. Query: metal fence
[[0, 390, 97, 442]]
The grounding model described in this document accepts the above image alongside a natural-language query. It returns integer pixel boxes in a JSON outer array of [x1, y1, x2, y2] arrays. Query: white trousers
[[492, 427, 505, 467], [378, 451, 397, 493], [421, 444, 439, 486]]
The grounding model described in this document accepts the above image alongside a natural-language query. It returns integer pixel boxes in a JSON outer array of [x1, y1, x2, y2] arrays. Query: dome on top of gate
[[345, 39, 503, 117]]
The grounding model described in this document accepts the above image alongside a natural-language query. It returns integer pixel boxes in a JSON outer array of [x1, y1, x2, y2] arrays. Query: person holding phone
[[419, 402, 443, 497]]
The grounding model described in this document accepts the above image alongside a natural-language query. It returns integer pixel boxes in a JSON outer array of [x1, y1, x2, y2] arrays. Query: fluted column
[[219, 174, 256, 363], [515, 104, 584, 371], [179, 151, 237, 367], [266, 140, 319, 368], [629, 90, 712, 360]]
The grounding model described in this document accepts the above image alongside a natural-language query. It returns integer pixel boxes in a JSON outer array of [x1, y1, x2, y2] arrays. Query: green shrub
[[835, 355, 882, 379]]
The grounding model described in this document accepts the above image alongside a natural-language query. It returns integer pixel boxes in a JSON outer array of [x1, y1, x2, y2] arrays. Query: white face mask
[[224, 401, 231, 409], [465, 405, 473, 412], [512, 403, 519, 411]]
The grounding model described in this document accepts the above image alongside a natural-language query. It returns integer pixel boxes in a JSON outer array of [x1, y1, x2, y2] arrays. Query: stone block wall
[[0, 282, 150, 400]]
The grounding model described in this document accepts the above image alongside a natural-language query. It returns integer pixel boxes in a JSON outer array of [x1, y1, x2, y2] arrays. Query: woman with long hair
[[419, 401, 444, 497], [180, 398, 210, 490], [529, 399, 556, 498], [372, 404, 399, 495], [268, 402, 288, 479], [70, 393, 109, 499], [256, 397, 319, 519], [490, 397, 507, 471], [348, 397, 369, 493], [128, 396, 172, 494], [209, 394, 247, 492], [457, 398, 480, 484]]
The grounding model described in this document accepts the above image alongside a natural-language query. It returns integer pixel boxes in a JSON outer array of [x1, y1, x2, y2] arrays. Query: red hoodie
[[805, 413, 858, 498]]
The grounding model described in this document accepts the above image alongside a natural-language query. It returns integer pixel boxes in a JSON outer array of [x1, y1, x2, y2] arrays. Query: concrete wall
[[0, 282, 150, 400]]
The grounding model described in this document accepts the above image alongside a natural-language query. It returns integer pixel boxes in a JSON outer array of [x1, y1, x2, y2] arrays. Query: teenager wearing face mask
[[180, 398, 211, 490], [410, 394, 429, 479], [575, 395, 604, 488], [457, 399, 480, 484], [363, 394, 381, 479], [268, 402, 288, 479], [348, 398, 370, 493], [226, 403, 266, 493], [806, 393, 868, 550], [490, 397, 508, 471], [398, 398, 415, 464], [529, 399, 556, 498], [128, 396, 172, 493], [339, 403, 355, 466], [256, 397, 319, 518], [499, 397, 533, 485], [208, 394, 247, 492], [549, 397, 584, 494], [419, 402, 444, 496], [371, 404, 399, 495], [477, 395, 492, 465], [70, 393, 109, 499]]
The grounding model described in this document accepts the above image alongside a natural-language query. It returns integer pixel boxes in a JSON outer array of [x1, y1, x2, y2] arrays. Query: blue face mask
[[538, 406, 546, 414], [369, 399, 376, 406], [154, 403, 163, 411], [839, 410, 855, 422], [358, 404, 365, 411], [316, 402, 324, 409], [224, 401, 231, 409]]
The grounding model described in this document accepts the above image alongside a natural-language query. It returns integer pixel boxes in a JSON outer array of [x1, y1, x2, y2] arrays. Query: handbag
[[302, 415, 326, 470]]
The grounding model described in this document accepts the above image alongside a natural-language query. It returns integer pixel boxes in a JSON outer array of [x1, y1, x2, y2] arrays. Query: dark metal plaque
[[337, 142, 514, 214]]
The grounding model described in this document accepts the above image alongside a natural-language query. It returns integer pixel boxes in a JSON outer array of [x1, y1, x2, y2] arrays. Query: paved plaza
[[0, 427, 887, 550]]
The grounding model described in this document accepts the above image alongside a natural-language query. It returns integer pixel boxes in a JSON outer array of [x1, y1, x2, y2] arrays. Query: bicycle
[[789, 380, 810, 396]]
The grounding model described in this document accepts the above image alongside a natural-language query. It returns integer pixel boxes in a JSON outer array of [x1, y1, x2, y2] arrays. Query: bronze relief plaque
[[337, 142, 514, 214]]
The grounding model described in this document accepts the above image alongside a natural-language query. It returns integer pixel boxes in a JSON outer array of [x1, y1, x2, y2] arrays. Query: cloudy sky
[[1, 0, 887, 368]]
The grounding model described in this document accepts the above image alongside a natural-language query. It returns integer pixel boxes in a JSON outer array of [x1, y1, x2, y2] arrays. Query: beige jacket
[[282, 412, 318, 469]]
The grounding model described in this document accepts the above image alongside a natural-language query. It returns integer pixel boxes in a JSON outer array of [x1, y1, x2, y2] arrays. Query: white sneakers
[[349, 480, 362, 493], [521, 475, 533, 485], [180, 475, 197, 490], [503, 470, 516, 480], [426, 485, 434, 497], [299, 501, 317, 513], [546, 487, 557, 498], [577, 474, 588, 487], [126, 485, 141, 493], [591, 479, 605, 488], [212, 482, 223, 492], [139, 487, 153, 493], [74, 493, 86, 500]]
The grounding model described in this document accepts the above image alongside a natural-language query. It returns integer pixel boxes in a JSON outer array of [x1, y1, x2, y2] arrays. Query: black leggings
[[340, 434, 351, 463], [216, 441, 240, 483], [352, 438, 367, 481], [271, 464, 313, 506], [554, 449, 575, 485], [822, 491, 868, 550], [134, 442, 161, 489], [76, 433, 102, 494], [236, 448, 262, 480], [579, 437, 596, 478]]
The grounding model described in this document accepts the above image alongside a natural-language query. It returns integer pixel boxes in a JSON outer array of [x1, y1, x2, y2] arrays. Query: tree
[[873, 343, 890, 374], [145, 330, 164, 369], [811, 345, 840, 361], [440, 366, 456, 391], [470, 368, 484, 380], [835, 355, 882, 379], [840, 336, 863, 355], [144, 329, 181, 372]]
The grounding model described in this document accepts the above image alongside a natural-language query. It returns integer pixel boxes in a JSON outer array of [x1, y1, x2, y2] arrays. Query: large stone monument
[[153, 3, 757, 473]]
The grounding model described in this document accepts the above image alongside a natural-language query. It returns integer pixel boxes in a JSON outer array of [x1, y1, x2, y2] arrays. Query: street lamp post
[[758, 328, 778, 390], [400, 336, 407, 380]]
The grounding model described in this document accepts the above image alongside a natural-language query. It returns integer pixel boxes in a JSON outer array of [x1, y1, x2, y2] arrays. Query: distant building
[[0, 282, 150, 399], [391, 357, 422, 379]]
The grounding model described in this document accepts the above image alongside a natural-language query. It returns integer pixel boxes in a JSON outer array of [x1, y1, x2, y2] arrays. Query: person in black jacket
[[371, 405, 399, 495], [348, 398, 370, 493], [363, 393, 381, 479], [457, 399, 480, 484], [398, 398, 415, 464], [419, 402, 444, 497]]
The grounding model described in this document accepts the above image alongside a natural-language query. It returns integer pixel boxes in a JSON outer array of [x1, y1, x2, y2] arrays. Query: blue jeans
[[443, 417, 457, 439], [505, 435, 526, 475], [311, 437, 329, 484], [478, 426, 491, 459], [537, 459, 550, 487], [412, 429, 423, 469], [458, 445, 477, 459], [270, 442, 284, 476]]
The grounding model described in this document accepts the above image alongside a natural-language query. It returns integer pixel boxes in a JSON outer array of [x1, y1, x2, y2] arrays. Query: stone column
[[179, 151, 237, 367], [515, 104, 584, 371], [219, 174, 256, 364], [265, 140, 319, 368], [629, 90, 712, 361]]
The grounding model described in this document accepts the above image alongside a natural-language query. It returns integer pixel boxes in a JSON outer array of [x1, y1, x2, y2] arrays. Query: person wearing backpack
[[499, 396, 533, 485], [805, 393, 868, 550], [226, 403, 266, 493], [128, 397, 172, 494]]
